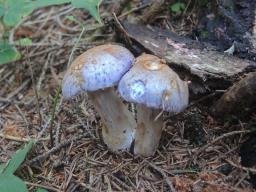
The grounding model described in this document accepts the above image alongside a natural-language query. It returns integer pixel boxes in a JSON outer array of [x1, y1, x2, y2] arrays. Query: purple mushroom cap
[[118, 54, 189, 113], [62, 44, 134, 99]]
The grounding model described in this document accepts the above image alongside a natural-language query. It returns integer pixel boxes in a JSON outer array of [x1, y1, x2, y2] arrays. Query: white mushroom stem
[[133, 104, 163, 156], [87, 87, 136, 151]]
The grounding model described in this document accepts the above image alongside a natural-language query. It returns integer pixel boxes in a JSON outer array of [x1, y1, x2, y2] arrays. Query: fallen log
[[117, 22, 256, 95]]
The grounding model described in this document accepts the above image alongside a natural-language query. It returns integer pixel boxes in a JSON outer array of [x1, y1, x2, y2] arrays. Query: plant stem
[[67, 26, 86, 67], [49, 87, 61, 147]]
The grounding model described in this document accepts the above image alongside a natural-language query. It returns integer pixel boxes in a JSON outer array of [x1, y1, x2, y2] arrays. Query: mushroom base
[[88, 88, 136, 152], [133, 104, 163, 156]]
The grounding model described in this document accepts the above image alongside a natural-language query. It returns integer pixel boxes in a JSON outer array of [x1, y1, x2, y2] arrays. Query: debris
[[212, 72, 256, 117]]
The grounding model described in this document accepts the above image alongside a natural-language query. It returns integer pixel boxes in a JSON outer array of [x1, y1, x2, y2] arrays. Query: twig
[[0, 79, 31, 110], [25, 181, 61, 192], [0, 133, 48, 142], [56, 15, 80, 32], [27, 133, 91, 165], [109, 174, 133, 191], [49, 25, 86, 146], [0, 133, 31, 142], [224, 159, 256, 174], [21, 47, 60, 61], [0, 67, 11, 81], [61, 157, 78, 191], [49, 88, 61, 147], [23, 5, 74, 26], [67, 26, 86, 67], [14, 104, 30, 129], [191, 130, 251, 162], [37, 113, 53, 140], [104, 175, 112, 192], [54, 120, 61, 146], [36, 53, 51, 91], [78, 183, 97, 191], [234, 172, 249, 187], [27, 47, 42, 126], [6, 79, 31, 98], [118, 3, 150, 19], [167, 169, 199, 175], [0, 97, 27, 105], [112, 12, 133, 46], [146, 161, 177, 192], [9, 14, 28, 44]]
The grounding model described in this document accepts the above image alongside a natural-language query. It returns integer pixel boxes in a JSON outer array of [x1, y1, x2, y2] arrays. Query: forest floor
[[0, 0, 256, 191]]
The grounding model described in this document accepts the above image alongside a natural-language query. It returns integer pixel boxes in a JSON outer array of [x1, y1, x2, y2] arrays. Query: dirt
[[183, 108, 207, 146]]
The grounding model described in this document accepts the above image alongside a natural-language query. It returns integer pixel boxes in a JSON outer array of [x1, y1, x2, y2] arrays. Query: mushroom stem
[[87, 87, 136, 151], [134, 104, 163, 156]]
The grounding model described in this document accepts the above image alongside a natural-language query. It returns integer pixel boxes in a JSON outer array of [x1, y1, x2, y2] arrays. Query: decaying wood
[[119, 22, 256, 90], [211, 72, 256, 117], [218, 0, 256, 60], [253, 6, 256, 50]]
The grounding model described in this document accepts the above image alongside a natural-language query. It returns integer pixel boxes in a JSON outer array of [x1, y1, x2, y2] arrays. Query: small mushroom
[[118, 54, 189, 156], [62, 44, 137, 151]]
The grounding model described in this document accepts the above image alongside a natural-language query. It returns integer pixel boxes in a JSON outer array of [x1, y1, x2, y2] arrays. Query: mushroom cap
[[62, 44, 134, 99], [118, 54, 189, 113]]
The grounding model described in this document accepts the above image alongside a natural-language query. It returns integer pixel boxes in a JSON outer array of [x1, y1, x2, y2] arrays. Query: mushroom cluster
[[62, 44, 189, 156]]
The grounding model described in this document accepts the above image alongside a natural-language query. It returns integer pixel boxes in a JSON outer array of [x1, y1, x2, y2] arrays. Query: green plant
[[0, 13, 90, 192], [170, 2, 186, 14], [0, 0, 102, 65], [0, 2, 102, 191], [0, 140, 47, 192]]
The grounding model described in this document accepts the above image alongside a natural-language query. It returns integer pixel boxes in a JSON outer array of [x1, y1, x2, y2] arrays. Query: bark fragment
[[121, 22, 255, 81]]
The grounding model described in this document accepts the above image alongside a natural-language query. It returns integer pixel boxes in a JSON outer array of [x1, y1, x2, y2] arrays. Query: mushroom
[[62, 44, 136, 152], [118, 54, 189, 156]]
